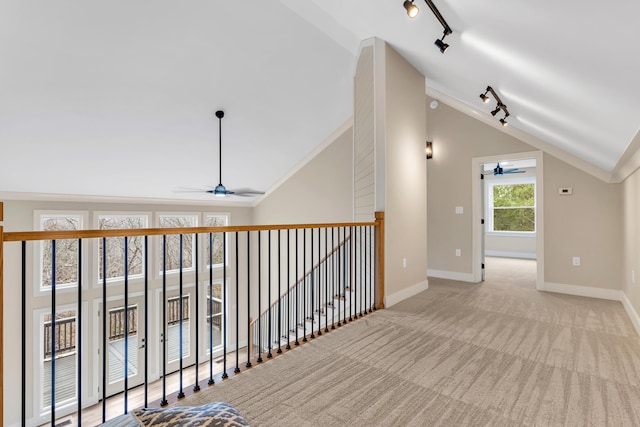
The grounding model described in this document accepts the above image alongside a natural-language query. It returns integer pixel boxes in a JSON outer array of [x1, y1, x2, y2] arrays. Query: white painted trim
[[427, 269, 475, 283], [384, 280, 429, 307], [485, 251, 536, 260], [543, 282, 622, 301], [621, 292, 640, 337]]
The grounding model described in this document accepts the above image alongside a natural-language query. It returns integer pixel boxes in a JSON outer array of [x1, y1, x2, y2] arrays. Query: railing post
[[374, 211, 385, 309], [0, 201, 4, 423]]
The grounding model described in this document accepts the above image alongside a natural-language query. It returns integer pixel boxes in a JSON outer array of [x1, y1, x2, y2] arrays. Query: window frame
[[485, 176, 536, 237]]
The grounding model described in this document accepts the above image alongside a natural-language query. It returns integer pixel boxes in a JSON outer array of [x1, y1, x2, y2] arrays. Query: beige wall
[[382, 43, 428, 303], [427, 97, 622, 291], [543, 154, 622, 289], [252, 126, 353, 225], [427, 99, 532, 274], [622, 168, 640, 319]]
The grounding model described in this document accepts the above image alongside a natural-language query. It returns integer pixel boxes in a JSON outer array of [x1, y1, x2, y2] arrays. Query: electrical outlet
[[455, 249, 461, 257], [572, 257, 581, 266], [403, 258, 407, 268], [455, 206, 464, 214]]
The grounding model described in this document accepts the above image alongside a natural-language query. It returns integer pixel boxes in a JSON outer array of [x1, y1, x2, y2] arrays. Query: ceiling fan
[[178, 110, 264, 198], [493, 162, 525, 176]]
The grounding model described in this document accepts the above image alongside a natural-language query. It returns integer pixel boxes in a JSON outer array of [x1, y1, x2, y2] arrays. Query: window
[[158, 214, 198, 274], [39, 308, 78, 413], [204, 214, 228, 268], [205, 282, 224, 351], [486, 178, 535, 233], [98, 214, 147, 282], [37, 213, 84, 290]]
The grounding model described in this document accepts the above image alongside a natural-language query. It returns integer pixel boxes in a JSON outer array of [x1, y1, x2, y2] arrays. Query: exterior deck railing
[[0, 201, 385, 426]]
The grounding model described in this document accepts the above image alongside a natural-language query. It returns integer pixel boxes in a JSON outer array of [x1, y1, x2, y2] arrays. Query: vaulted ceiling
[[2, 1, 639, 203]]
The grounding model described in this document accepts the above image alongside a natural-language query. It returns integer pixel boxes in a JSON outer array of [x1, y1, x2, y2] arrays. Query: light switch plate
[[455, 206, 463, 214]]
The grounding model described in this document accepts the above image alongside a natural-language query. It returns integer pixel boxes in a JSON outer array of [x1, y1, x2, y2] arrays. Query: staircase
[[251, 234, 374, 354]]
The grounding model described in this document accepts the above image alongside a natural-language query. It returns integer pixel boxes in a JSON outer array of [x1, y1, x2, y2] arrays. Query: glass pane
[[159, 216, 196, 271], [205, 216, 227, 267], [493, 183, 534, 208], [42, 310, 77, 407], [493, 208, 535, 232], [108, 305, 139, 384], [206, 283, 223, 350], [99, 216, 145, 280], [167, 296, 190, 362], [41, 216, 80, 288]]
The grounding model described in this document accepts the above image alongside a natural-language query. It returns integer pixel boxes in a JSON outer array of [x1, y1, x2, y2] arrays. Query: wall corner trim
[[384, 279, 429, 307], [543, 282, 622, 301], [621, 292, 640, 337]]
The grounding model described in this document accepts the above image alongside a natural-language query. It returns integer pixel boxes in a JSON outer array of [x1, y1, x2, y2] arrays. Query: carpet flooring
[[180, 258, 640, 426]]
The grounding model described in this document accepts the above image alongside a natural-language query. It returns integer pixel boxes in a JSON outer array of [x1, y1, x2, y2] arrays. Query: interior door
[[102, 294, 146, 398]]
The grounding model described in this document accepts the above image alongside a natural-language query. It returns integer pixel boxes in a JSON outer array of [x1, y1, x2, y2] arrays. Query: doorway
[[472, 151, 545, 290]]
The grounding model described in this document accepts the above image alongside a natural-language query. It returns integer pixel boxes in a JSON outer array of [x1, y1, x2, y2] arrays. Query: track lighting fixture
[[404, 0, 419, 18], [434, 32, 449, 53], [480, 85, 511, 126], [479, 87, 490, 103], [402, 0, 453, 53], [426, 141, 433, 159]]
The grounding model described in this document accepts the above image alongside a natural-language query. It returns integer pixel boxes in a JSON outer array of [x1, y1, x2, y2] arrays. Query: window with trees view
[[488, 180, 535, 233], [159, 214, 198, 273], [38, 213, 84, 290], [98, 214, 147, 281], [205, 214, 228, 267]]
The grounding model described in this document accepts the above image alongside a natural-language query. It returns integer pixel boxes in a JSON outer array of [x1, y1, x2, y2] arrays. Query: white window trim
[[93, 212, 150, 287], [34, 211, 89, 297], [156, 212, 200, 276], [485, 176, 536, 236], [203, 212, 230, 269]]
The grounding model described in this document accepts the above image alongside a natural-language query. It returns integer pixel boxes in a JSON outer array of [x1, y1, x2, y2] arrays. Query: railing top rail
[[2, 221, 378, 242]]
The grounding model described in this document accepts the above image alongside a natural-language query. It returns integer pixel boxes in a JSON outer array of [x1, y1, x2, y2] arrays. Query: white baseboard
[[427, 269, 475, 282], [485, 251, 536, 260], [384, 280, 429, 307], [621, 292, 640, 337], [543, 282, 622, 301]]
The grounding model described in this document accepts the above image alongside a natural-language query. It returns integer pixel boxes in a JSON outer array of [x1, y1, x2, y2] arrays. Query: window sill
[[486, 231, 536, 238]]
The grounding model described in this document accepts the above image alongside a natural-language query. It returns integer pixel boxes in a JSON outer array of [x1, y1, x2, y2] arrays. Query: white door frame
[[471, 150, 545, 290]]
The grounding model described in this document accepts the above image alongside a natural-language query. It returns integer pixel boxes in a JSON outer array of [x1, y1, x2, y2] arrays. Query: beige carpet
[[180, 258, 640, 426]]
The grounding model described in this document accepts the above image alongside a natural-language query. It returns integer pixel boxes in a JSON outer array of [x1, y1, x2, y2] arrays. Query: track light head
[[491, 104, 502, 116], [500, 118, 508, 127], [479, 87, 491, 103], [403, 0, 419, 18], [434, 35, 449, 53]]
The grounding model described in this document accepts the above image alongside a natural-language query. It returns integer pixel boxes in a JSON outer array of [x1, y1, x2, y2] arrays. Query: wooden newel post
[[0, 201, 4, 421], [374, 211, 385, 309]]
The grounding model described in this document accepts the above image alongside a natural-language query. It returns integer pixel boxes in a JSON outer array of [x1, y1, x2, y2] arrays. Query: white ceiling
[[2, 0, 639, 203]]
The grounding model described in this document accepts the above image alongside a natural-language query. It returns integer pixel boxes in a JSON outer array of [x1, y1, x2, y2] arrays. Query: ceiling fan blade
[[173, 187, 213, 193], [504, 169, 525, 174], [233, 188, 265, 196]]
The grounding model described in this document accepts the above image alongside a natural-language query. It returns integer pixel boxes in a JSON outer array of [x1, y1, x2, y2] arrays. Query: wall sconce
[[426, 141, 433, 159]]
